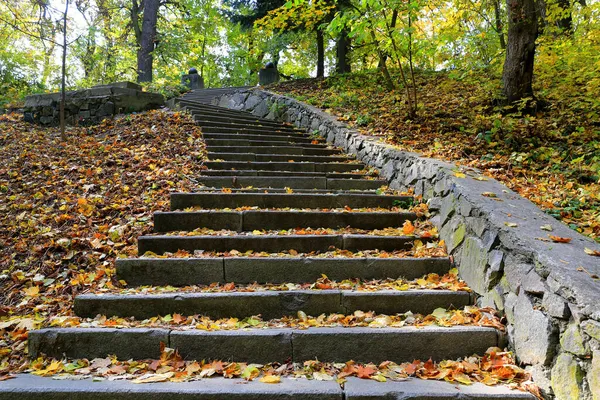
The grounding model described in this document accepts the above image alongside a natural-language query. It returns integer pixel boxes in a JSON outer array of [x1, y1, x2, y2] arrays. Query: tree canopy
[[0, 0, 598, 110]]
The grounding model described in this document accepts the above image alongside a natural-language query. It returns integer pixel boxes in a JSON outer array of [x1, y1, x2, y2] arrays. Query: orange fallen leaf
[[549, 235, 572, 243]]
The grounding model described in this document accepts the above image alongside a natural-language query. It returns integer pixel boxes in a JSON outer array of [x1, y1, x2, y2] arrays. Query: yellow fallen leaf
[[132, 372, 174, 384], [454, 172, 466, 178], [259, 375, 281, 384], [23, 286, 39, 297], [584, 248, 600, 256]]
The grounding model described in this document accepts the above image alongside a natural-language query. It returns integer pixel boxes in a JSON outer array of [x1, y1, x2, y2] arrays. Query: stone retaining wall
[[213, 89, 600, 400], [24, 82, 164, 126]]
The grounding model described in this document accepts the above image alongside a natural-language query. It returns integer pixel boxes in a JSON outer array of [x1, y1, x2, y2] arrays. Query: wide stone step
[[154, 210, 416, 232], [0, 375, 535, 400], [204, 161, 365, 172], [170, 192, 411, 210], [208, 153, 355, 163], [197, 121, 301, 136], [184, 106, 294, 125], [138, 234, 418, 254], [116, 257, 452, 286], [196, 176, 384, 190], [202, 133, 316, 143], [204, 139, 327, 147], [28, 326, 501, 363], [199, 170, 371, 178], [206, 145, 341, 156], [74, 290, 471, 319], [192, 114, 300, 130], [201, 126, 308, 136]]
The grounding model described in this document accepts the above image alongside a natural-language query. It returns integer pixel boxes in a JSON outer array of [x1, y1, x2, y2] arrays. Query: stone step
[[0, 375, 535, 400], [195, 119, 301, 134], [199, 170, 371, 178], [196, 176, 385, 190], [206, 145, 341, 156], [116, 257, 452, 286], [137, 234, 419, 255], [194, 188, 383, 195], [170, 192, 411, 210], [208, 153, 355, 163], [201, 125, 309, 136], [204, 139, 327, 147], [74, 290, 471, 320], [23, 374, 540, 400], [154, 210, 417, 232], [204, 161, 365, 172], [184, 103, 288, 120], [28, 326, 501, 363], [188, 112, 298, 129], [202, 133, 316, 143]]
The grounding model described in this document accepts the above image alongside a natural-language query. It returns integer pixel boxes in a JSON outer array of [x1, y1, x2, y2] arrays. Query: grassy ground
[[271, 69, 600, 243]]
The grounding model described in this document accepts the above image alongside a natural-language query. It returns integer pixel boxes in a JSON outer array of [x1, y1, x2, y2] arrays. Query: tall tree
[[502, 0, 539, 103], [137, 0, 160, 82]]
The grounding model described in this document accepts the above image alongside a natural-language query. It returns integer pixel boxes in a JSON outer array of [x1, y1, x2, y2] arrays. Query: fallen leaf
[[259, 375, 281, 384], [548, 235, 572, 243]]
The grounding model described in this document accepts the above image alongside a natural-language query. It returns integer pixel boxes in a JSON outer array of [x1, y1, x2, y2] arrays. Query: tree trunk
[[502, 0, 538, 103], [493, 0, 507, 49], [137, 0, 160, 83], [336, 28, 351, 74], [316, 28, 325, 78], [60, 0, 68, 141]]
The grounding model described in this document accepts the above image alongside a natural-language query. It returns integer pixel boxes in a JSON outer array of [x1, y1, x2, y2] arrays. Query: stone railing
[[24, 82, 164, 126], [213, 89, 600, 400]]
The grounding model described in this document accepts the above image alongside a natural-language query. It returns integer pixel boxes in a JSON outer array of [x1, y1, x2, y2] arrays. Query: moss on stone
[[551, 353, 583, 400]]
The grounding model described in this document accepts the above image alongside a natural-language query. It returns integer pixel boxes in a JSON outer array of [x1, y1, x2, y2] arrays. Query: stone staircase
[[5, 99, 535, 399]]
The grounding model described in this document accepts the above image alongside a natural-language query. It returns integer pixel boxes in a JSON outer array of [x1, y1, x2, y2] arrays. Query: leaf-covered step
[[196, 176, 385, 190], [137, 234, 421, 254], [201, 126, 310, 136], [204, 139, 327, 147], [28, 326, 501, 363], [116, 257, 452, 286], [202, 133, 316, 143], [0, 374, 536, 400], [203, 161, 365, 172], [153, 210, 417, 232], [208, 153, 355, 163], [205, 145, 341, 156], [199, 170, 372, 178], [73, 290, 470, 319], [170, 192, 412, 210], [194, 118, 301, 133]]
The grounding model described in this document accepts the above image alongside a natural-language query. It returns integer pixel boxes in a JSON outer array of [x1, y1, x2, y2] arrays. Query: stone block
[[583, 320, 600, 341], [560, 322, 588, 357], [458, 236, 489, 294], [513, 292, 557, 365], [543, 292, 571, 319], [551, 352, 583, 400], [590, 350, 600, 400]]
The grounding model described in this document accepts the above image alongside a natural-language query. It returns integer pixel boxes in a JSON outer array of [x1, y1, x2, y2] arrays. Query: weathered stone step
[[196, 176, 385, 190], [206, 145, 341, 156], [74, 290, 470, 320], [204, 161, 364, 172], [208, 153, 355, 163], [116, 257, 452, 286], [194, 188, 383, 195], [154, 210, 416, 232], [201, 126, 309, 136], [28, 326, 500, 363], [184, 107, 295, 127], [204, 139, 327, 147], [196, 119, 301, 134], [199, 170, 371, 178], [170, 192, 411, 210], [0, 374, 535, 400], [202, 133, 316, 144], [192, 115, 301, 131], [138, 234, 418, 255]]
